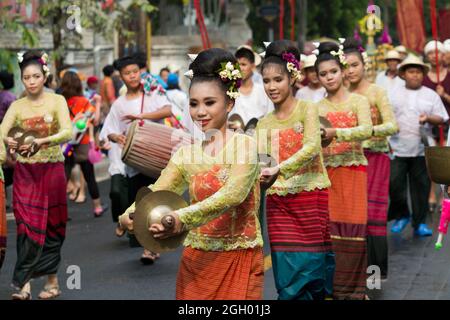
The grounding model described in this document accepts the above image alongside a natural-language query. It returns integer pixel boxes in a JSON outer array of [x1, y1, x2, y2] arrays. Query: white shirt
[[167, 89, 188, 113], [228, 82, 274, 126], [375, 71, 405, 93], [389, 84, 449, 157], [295, 86, 326, 103], [100, 92, 170, 177], [252, 71, 263, 85]]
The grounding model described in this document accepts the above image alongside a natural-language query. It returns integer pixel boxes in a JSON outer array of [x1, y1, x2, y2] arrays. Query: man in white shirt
[[388, 55, 449, 237], [295, 54, 326, 102], [100, 55, 172, 263], [375, 50, 405, 93], [228, 45, 274, 129]]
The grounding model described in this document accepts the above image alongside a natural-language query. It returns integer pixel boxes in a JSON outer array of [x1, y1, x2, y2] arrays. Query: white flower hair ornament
[[330, 38, 348, 67], [361, 51, 371, 72], [184, 69, 194, 79], [312, 42, 320, 56], [217, 61, 242, 100], [17, 52, 24, 63]]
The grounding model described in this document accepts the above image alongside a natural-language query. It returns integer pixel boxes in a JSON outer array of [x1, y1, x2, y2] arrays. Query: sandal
[[38, 285, 61, 300], [140, 250, 156, 265], [115, 223, 126, 237], [69, 188, 80, 201], [11, 291, 32, 300], [75, 193, 86, 204]]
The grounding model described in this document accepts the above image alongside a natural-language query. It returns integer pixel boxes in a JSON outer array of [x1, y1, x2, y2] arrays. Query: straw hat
[[236, 45, 262, 66], [395, 45, 407, 54], [443, 39, 450, 53], [384, 50, 402, 61], [424, 40, 444, 55], [302, 54, 317, 70], [398, 55, 430, 75]]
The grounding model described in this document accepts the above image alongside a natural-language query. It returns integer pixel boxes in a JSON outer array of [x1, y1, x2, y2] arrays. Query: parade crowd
[[1, 37, 450, 300]]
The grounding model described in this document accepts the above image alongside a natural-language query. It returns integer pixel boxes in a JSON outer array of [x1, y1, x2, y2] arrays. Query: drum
[[122, 121, 194, 179]]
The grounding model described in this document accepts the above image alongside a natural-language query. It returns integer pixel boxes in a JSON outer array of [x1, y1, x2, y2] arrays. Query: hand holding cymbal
[[149, 212, 185, 240]]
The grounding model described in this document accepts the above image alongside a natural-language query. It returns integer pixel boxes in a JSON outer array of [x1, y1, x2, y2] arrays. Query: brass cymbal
[[245, 118, 259, 132], [258, 153, 278, 169], [319, 116, 333, 148], [425, 146, 450, 185], [229, 114, 245, 131], [17, 130, 42, 158], [134, 190, 188, 253], [7, 127, 25, 141]]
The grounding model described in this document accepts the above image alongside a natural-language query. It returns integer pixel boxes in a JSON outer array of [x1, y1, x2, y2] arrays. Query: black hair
[[0, 71, 14, 90], [235, 47, 255, 64], [342, 38, 364, 63], [103, 64, 116, 76], [314, 41, 343, 72], [260, 40, 300, 77], [18, 50, 46, 77], [44, 73, 54, 88], [189, 48, 238, 100], [133, 52, 148, 69], [159, 67, 170, 75]]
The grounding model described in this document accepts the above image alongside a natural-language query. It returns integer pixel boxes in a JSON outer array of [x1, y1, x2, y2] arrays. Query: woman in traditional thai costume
[[315, 41, 373, 300], [1, 51, 72, 300], [255, 40, 333, 300], [119, 48, 264, 300], [344, 39, 398, 280]]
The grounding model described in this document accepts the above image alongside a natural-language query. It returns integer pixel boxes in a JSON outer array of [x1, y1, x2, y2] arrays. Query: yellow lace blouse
[[359, 84, 399, 152], [123, 133, 263, 252], [0, 92, 72, 164], [316, 93, 373, 167], [255, 99, 330, 196]]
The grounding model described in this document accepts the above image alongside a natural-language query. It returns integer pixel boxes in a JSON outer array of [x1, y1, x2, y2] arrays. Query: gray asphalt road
[[1, 165, 449, 300]]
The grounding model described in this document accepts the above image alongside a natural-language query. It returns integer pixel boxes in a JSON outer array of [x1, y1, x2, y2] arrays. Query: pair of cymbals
[[133, 189, 188, 253], [7, 127, 42, 157], [319, 116, 333, 148]]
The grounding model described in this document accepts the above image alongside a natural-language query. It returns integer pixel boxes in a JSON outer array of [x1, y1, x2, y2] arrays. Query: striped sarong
[[266, 190, 334, 300], [12, 162, 67, 288], [176, 246, 264, 300], [365, 150, 389, 278], [327, 165, 368, 300]]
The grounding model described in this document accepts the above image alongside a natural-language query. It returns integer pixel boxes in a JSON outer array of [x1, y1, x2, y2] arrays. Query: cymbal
[[245, 118, 259, 132], [229, 114, 245, 131], [425, 146, 450, 184], [17, 130, 42, 158], [134, 190, 188, 253], [8, 127, 25, 140], [258, 153, 278, 169], [319, 116, 333, 148]]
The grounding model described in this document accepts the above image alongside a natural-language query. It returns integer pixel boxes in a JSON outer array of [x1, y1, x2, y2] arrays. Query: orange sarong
[[176, 246, 264, 300], [327, 166, 368, 300]]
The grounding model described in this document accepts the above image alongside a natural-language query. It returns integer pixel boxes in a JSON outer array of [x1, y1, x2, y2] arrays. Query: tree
[[37, 0, 157, 76], [0, 3, 39, 72]]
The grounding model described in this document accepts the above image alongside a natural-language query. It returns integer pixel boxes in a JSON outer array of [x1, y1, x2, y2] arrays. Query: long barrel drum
[[122, 121, 194, 179]]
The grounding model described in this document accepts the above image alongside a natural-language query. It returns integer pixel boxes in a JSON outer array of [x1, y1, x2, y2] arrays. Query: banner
[[396, 0, 426, 53], [439, 9, 450, 41]]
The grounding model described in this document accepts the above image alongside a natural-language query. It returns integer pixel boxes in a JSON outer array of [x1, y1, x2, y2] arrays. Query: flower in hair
[[282, 52, 302, 80], [184, 69, 194, 79], [361, 51, 372, 72], [330, 48, 348, 67], [217, 61, 242, 100], [42, 65, 50, 77], [17, 52, 24, 63]]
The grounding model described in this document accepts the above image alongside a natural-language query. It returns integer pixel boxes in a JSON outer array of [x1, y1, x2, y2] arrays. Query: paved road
[[0, 161, 449, 300]]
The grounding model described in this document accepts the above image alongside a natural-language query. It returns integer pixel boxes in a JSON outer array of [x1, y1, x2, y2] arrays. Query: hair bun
[[317, 42, 340, 56], [265, 40, 300, 61], [342, 38, 362, 53], [189, 48, 236, 77]]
